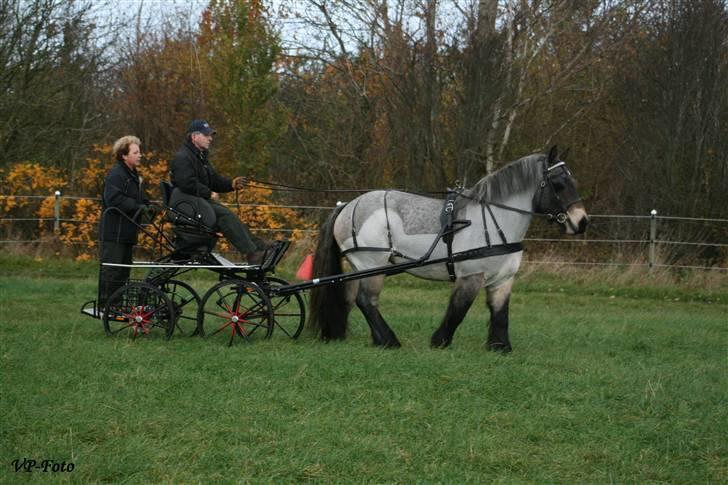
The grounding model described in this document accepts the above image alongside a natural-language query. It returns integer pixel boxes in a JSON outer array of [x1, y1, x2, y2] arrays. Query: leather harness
[[341, 190, 523, 282]]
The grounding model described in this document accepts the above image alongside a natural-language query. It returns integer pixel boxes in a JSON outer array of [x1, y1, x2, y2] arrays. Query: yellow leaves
[[1, 162, 66, 213], [220, 182, 315, 242], [3, 153, 314, 260], [138, 156, 169, 193], [59, 198, 100, 250], [77, 156, 106, 196], [5, 162, 66, 193]]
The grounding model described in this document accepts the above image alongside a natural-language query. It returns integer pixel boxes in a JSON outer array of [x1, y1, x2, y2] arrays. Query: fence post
[[648, 209, 657, 270], [54, 190, 61, 235]]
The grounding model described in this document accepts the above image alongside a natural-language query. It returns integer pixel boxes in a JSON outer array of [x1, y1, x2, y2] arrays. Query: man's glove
[[233, 176, 247, 189]]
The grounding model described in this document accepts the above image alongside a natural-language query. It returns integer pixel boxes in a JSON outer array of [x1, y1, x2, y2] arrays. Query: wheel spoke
[[199, 280, 273, 344], [104, 283, 174, 339]]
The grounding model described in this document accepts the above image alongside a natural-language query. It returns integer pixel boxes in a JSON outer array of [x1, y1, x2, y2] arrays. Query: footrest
[[260, 240, 291, 271], [80, 300, 102, 319], [210, 252, 238, 267]]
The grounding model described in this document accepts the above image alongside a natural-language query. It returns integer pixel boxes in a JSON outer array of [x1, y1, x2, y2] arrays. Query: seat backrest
[[160, 181, 174, 207], [168, 188, 217, 229]]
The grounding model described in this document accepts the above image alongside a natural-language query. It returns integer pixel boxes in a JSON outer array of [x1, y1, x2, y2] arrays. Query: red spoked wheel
[[103, 282, 175, 340], [196, 279, 273, 346]]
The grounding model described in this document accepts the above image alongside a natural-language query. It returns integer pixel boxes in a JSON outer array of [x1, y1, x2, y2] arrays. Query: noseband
[[535, 161, 583, 231]]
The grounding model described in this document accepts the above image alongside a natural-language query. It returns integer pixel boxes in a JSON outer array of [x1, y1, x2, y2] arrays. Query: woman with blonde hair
[[98, 136, 155, 308]]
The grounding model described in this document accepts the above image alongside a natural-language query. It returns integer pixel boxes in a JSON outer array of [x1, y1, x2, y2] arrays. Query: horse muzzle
[[562, 204, 589, 235]]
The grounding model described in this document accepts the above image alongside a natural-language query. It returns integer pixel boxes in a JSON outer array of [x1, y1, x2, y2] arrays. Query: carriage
[[80, 181, 306, 346], [81, 147, 589, 350]]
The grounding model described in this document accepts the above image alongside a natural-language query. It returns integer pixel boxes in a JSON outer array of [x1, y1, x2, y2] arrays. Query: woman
[[98, 136, 153, 308]]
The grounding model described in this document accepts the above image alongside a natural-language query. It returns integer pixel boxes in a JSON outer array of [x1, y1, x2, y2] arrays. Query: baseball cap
[[187, 119, 217, 135]]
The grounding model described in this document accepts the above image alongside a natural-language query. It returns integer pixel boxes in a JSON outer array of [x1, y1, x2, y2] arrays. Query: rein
[[238, 177, 449, 197], [240, 159, 580, 225]]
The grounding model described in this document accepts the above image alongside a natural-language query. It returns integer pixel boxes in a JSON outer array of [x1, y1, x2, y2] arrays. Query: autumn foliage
[[1, 145, 313, 260]]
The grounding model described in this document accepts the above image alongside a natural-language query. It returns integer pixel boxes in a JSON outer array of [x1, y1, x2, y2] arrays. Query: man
[[99, 135, 155, 307], [170, 119, 268, 263]]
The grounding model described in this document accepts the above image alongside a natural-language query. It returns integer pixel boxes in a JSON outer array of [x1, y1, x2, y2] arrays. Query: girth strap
[[444, 192, 457, 281], [440, 191, 468, 282]]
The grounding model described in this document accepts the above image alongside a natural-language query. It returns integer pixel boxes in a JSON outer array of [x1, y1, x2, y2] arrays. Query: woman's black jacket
[[101, 161, 148, 244]]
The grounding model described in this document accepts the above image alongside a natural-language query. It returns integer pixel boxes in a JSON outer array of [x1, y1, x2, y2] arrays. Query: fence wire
[[2, 193, 726, 272]]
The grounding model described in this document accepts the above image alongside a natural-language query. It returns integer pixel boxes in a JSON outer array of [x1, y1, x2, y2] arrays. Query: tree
[[112, 20, 208, 155], [199, 0, 286, 175], [612, 0, 728, 218], [0, 0, 116, 176]]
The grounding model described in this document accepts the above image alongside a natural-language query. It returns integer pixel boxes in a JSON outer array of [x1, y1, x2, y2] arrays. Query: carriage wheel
[[159, 279, 200, 337], [103, 282, 175, 340], [197, 279, 273, 346], [265, 277, 306, 340]]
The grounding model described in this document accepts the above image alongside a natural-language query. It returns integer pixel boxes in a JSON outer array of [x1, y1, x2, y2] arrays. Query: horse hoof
[[487, 342, 512, 353], [430, 331, 452, 348]]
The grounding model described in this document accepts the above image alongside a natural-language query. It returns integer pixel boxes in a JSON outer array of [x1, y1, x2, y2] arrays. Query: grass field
[[1, 255, 726, 483]]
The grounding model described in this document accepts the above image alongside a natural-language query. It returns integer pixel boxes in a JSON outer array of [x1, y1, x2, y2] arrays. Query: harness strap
[[384, 191, 394, 249], [480, 203, 491, 248], [341, 246, 392, 256], [345, 192, 399, 258], [484, 203, 508, 245], [350, 198, 361, 250], [441, 191, 459, 282], [452, 242, 523, 262]]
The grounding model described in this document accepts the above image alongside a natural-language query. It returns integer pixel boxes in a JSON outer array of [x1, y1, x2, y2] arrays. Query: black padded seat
[[160, 181, 219, 254]]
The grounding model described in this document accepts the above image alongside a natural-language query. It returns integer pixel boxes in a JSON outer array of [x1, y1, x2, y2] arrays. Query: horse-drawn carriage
[[82, 147, 589, 350], [81, 181, 306, 346]]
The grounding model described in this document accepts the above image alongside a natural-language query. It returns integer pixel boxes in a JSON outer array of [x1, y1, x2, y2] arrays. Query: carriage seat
[[160, 181, 218, 254]]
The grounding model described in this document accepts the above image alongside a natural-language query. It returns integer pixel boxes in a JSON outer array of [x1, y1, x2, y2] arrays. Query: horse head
[[533, 145, 589, 235]]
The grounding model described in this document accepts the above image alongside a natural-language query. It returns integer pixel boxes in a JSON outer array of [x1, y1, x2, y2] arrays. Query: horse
[[308, 146, 588, 351]]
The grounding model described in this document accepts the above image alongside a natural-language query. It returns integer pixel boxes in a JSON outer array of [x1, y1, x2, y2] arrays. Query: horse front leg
[[486, 278, 514, 352], [356, 275, 401, 348], [431, 274, 483, 348]]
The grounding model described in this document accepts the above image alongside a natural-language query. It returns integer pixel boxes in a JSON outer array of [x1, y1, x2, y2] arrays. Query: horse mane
[[461, 154, 546, 203]]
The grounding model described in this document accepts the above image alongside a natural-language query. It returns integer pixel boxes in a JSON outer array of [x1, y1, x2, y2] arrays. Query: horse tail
[[308, 203, 349, 340]]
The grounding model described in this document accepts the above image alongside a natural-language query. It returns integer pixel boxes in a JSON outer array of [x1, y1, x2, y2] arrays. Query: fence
[[1, 193, 727, 272]]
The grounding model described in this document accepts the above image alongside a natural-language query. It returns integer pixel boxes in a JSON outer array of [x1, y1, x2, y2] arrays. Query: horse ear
[[561, 147, 570, 161], [547, 145, 558, 166]]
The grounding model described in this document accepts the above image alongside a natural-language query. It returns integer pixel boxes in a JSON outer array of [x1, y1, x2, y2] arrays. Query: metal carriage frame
[[80, 184, 307, 346]]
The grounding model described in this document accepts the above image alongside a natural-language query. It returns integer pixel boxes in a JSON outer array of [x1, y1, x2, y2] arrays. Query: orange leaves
[[219, 183, 314, 243], [1, 163, 66, 213], [59, 198, 100, 255], [3, 147, 313, 260]]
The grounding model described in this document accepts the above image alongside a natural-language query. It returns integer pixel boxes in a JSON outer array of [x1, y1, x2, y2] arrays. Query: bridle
[[534, 160, 583, 232]]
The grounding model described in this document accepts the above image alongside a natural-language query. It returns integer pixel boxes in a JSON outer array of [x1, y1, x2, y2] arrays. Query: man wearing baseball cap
[[170, 119, 269, 263]]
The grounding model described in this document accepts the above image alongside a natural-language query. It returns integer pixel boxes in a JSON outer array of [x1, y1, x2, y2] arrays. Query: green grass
[[1, 255, 726, 483]]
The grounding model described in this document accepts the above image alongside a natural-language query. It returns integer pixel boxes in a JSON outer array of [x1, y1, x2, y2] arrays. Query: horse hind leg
[[486, 277, 514, 352], [431, 274, 483, 348], [356, 274, 401, 348]]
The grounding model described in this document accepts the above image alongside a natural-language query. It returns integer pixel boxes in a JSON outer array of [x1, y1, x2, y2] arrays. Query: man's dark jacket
[[101, 161, 148, 244], [171, 139, 233, 199]]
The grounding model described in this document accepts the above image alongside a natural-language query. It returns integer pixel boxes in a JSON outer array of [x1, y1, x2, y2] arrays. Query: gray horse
[[308, 146, 589, 351]]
